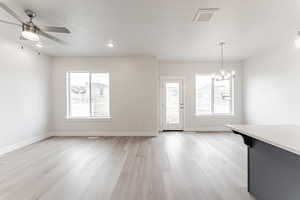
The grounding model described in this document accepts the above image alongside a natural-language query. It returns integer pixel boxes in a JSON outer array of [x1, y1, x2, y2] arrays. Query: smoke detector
[[193, 8, 219, 22]]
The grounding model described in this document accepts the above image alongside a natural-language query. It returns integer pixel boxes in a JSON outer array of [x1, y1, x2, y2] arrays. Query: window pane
[[214, 79, 231, 114], [91, 73, 110, 117], [69, 73, 90, 117], [196, 75, 212, 115], [166, 82, 180, 124]]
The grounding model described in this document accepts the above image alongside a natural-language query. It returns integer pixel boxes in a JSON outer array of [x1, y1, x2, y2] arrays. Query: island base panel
[[249, 139, 300, 200]]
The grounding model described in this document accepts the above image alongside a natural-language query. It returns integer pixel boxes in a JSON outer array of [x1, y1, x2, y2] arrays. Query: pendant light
[[295, 31, 300, 48], [214, 42, 235, 81]]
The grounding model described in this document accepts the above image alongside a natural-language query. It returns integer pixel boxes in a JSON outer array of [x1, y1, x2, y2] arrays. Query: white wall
[[244, 44, 300, 125], [52, 57, 158, 136], [159, 60, 243, 131], [0, 37, 52, 152]]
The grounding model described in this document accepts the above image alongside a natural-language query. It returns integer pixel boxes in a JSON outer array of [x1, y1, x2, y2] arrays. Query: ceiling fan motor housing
[[25, 10, 36, 19], [22, 23, 38, 34]]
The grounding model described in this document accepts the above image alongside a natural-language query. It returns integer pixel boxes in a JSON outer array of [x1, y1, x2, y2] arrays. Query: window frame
[[195, 74, 235, 116], [66, 71, 111, 120]]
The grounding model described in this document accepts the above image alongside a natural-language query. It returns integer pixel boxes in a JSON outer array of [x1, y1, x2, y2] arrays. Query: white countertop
[[227, 125, 300, 156]]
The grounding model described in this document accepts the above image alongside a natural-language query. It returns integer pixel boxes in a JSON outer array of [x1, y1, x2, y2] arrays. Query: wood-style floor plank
[[0, 133, 255, 200]]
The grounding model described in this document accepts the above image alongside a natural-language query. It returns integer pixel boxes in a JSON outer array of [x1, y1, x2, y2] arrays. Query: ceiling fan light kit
[[21, 24, 39, 41], [0, 2, 70, 47]]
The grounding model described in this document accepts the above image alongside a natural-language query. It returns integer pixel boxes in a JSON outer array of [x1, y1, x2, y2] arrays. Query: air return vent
[[193, 8, 219, 22]]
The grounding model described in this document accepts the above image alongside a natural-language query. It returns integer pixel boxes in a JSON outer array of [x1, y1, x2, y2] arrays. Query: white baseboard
[[158, 126, 233, 133], [53, 131, 159, 137], [0, 133, 53, 156], [184, 126, 232, 132]]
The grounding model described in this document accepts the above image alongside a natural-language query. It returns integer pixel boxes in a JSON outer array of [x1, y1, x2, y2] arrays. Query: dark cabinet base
[[233, 131, 300, 200]]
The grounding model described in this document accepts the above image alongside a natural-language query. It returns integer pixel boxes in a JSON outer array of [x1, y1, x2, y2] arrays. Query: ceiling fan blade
[[0, 19, 21, 26], [0, 2, 25, 24], [38, 25, 70, 33], [39, 31, 66, 44]]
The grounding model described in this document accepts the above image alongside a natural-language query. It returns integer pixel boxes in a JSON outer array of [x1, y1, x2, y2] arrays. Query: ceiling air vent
[[192, 8, 219, 22]]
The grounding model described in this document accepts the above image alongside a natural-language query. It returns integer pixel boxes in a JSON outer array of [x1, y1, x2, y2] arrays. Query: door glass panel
[[166, 82, 180, 124]]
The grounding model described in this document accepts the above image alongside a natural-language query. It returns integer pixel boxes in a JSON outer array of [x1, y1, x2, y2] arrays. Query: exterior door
[[161, 78, 184, 130]]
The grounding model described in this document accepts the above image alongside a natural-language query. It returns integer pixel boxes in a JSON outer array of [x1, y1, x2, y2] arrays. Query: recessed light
[[36, 42, 43, 48], [107, 41, 114, 48]]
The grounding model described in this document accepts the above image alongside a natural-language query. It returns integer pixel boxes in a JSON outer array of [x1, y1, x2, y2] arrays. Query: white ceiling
[[0, 0, 300, 60]]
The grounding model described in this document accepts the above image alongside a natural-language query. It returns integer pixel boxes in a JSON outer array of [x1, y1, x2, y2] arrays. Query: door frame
[[160, 76, 185, 131]]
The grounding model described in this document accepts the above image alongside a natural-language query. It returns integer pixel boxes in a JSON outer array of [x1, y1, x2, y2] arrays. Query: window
[[66, 72, 110, 119], [196, 74, 234, 115], [214, 78, 231, 114], [195, 75, 212, 115]]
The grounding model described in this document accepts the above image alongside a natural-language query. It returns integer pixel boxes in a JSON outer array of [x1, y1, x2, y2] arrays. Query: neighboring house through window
[[66, 72, 110, 119], [196, 74, 234, 115]]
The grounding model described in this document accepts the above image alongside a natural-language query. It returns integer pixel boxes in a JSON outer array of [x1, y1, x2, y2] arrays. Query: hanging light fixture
[[21, 24, 39, 42], [213, 42, 235, 81], [295, 31, 300, 48]]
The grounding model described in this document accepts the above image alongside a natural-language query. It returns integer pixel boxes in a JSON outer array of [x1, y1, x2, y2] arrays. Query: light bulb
[[107, 41, 114, 48], [220, 70, 225, 76], [295, 37, 300, 48], [21, 31, 39, 41], [215, 75, 221, 81], [224, 74, 230, 80], [36, 42, 43, 48]]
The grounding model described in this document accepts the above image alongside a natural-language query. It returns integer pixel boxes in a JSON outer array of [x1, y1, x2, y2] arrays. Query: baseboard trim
[[194, 130, 232, 133], [184, 126, 232, 132], [53, 131, 159, 137], [0, 133, 53, 156]]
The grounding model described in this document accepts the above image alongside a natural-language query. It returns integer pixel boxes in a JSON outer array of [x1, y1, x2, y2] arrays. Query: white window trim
[[195, 74, 235, 116], [65, 117, 112, 121], [66, 71, 111, 120]]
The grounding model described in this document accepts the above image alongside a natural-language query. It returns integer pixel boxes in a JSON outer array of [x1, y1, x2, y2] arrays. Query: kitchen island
[[227, 125, 300, 200]]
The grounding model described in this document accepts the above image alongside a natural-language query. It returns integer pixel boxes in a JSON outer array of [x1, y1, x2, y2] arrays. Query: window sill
[[65, 117, 112, 122], [195, 114, 235, 117]]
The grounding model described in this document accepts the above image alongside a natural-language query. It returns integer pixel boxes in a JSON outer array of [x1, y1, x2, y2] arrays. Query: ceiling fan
[[0, 2, 70, 44]]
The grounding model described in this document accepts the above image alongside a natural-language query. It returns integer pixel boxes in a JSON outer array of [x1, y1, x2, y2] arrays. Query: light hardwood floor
[[0, 133, 254, 200]]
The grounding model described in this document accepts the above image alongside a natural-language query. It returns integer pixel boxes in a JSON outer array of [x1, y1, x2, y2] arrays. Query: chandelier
[[214, 42, 235, 81]]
